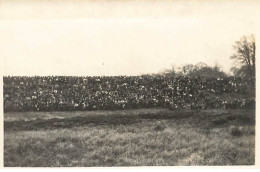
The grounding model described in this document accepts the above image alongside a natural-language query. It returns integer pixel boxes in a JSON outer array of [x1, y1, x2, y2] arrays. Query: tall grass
[[4, 109, 255, 166]]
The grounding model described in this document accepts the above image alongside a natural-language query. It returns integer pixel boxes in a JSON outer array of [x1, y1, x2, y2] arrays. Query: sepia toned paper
[[0, 0, 260, 169]]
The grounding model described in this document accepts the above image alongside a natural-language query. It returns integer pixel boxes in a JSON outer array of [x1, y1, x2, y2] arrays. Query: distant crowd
[[3, 76, 255, 112]]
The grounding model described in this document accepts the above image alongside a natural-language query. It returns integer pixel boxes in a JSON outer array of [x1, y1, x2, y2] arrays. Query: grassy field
[[4, 108, 255, 167]]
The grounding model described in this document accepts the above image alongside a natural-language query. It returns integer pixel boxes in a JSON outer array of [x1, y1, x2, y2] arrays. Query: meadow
[[4, 108, 255, 167]]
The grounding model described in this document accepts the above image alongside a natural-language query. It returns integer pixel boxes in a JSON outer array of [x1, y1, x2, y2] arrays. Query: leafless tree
[[230, 35, 255, 78]]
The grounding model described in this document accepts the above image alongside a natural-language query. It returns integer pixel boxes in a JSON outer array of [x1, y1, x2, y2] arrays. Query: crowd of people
[[3, 76, 255, 112]]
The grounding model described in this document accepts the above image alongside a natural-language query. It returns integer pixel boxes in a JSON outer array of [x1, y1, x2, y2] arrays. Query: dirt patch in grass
[[4, 114, 139, 131], [4, 109, 255, 131]]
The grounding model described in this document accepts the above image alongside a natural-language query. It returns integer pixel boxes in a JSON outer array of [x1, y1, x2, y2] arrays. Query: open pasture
[[4, 108, 255, 167]]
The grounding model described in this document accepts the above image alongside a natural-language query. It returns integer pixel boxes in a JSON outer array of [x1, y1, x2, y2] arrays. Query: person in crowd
[[3, 75, 255, 112]]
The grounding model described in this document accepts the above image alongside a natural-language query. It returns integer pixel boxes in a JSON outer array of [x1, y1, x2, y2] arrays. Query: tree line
[[159, 35, 255, 79]]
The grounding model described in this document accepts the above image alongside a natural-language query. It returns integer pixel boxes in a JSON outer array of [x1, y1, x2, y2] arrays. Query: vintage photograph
[[1, 0, 258, 167]]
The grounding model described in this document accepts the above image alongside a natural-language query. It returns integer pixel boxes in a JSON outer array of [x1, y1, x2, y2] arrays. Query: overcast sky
[[0, 0, 259, 76]]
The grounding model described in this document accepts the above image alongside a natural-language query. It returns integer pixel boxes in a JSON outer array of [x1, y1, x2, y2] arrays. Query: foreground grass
[[4, 109, 255, 166]]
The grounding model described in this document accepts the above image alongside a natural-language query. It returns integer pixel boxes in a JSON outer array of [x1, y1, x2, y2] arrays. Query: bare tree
[[160, 62, 227, 77], [230, 35, 255, 78], [181, 63, 227, 78]]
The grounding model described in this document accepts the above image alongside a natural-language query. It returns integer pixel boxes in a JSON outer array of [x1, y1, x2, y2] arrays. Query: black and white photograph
[[0, 0, 259, 168]]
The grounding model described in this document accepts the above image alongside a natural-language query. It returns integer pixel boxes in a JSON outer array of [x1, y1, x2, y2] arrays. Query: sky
[[0, 0, 259, 76]]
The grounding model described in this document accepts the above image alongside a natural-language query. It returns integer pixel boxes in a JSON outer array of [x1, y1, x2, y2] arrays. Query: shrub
[[230, 126, 243, 137], [154, 125, 165, 131]]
